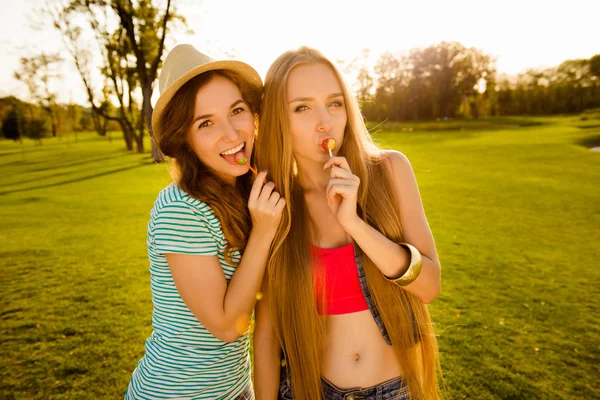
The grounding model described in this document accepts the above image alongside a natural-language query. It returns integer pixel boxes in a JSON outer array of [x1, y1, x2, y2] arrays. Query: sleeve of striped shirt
[[152, 201, 218, 256]]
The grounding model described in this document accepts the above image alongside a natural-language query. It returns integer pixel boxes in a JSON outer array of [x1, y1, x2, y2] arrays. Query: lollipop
[[235, 152, 257, 175], [320, 138, 336, 158]]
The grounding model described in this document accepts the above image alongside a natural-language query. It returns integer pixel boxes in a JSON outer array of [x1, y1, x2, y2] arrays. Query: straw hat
[[152, 44, 262, 132]]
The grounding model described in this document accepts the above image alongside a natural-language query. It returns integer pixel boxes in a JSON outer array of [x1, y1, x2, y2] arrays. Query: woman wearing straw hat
[[125, 44, 284, 400]]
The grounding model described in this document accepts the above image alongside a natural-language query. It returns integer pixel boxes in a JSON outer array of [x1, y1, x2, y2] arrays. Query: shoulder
[[152, 184, 217, 223], [379, 150, 414, 180]]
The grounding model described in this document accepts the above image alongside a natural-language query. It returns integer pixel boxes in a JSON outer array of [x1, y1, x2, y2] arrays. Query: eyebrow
[[192, 99, 245, 124], [288, 93, 344, 104]]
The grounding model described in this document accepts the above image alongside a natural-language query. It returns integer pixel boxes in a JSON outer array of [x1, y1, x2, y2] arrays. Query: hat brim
[[152, 60, 262, 133]]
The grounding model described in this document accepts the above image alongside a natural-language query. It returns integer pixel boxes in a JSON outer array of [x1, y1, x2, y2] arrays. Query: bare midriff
[[320, 310, 402, 389]]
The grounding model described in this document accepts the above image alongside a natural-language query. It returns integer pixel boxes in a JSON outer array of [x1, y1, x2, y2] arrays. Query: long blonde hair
[[256, 47, 441, 399]]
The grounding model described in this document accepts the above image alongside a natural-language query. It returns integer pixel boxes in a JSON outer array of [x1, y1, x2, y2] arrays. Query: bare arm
[[167, 171, 285, 342], [253, 273, 281, 400], [168, 228, 275, 342], [326, 153, 441, 303]]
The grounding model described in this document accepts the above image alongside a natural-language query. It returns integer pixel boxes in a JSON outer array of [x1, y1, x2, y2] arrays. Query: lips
[[220, 142, 246, 164], [320, 137, 336, 153], [221, 142, 244, 156]]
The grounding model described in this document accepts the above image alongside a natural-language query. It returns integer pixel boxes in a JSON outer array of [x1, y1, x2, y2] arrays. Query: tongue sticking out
[[221, 150, 246, 164], [234, 152, 247, 165], [235, 152, 258, 175], [221, 153, 237, 163]]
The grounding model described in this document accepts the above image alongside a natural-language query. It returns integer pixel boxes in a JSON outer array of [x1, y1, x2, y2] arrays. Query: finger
[[249, 170, 268, 202], [258, 181, 276, 204], [275, 197, 286, 213], [329, 166, 357, 181], [326, 178, 358, 196], [323, 156, 351, 172], [327, 184, 358, 201], [267, 191, 281, 207]]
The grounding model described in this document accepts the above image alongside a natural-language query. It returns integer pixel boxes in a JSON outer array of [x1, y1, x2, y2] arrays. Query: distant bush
[[1, 108, 20, 141], [580, 108, 600, 120], [26, 119, 47, 141]]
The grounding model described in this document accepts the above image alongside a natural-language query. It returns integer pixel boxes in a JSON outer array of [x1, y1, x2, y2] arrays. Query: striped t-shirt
[[126, 184, 250, 400]]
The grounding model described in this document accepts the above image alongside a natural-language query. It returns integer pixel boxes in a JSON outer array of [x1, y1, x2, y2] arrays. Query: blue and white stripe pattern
[[126, 184, 250, 399]]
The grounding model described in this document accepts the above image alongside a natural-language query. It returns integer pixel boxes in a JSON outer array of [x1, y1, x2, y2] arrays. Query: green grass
[[365, 116, 546, 132], [1, 118, 599, 399]]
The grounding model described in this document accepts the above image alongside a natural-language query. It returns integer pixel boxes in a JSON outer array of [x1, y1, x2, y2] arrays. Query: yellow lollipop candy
[[327, 138, 336, 150], [321, 138, 336, 157]]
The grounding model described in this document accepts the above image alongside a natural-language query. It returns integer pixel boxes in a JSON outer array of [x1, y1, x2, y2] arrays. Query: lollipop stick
[[246, 163, 258, 175], [325, 138, 336, 158]]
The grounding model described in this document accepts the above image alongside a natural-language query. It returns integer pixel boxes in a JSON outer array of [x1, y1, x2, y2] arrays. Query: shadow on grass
[[0, 155, 137, 189], [3, 152, 132, 175], [0, 149, 28, 157], [577, 135, 600, 148], [27, 153, 129, 172], [368, 117, 545, 133], [0, 138, 106, 156], [0, 163, 149, 196]]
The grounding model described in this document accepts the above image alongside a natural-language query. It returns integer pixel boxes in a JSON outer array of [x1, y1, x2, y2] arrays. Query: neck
[[215, 171, 236, 186], [295, 156, 330, 192]]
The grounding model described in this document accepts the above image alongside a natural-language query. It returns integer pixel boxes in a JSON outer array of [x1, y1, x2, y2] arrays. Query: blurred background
[[1, 0, 598, 398]]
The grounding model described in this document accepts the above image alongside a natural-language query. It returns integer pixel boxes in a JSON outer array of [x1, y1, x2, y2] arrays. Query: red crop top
[[312, 243, 369, 315]]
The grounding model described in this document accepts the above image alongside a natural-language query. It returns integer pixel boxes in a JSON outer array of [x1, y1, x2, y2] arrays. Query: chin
[[210, 164, 247, 184]]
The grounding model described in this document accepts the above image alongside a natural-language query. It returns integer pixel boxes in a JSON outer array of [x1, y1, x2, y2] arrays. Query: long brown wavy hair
[[154, 70, 262, 264], [256, 47, 441, 399]]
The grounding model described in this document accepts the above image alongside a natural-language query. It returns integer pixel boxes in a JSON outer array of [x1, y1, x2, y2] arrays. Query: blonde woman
[[126, 45, 284, 400], [253, 47, 442, 400]]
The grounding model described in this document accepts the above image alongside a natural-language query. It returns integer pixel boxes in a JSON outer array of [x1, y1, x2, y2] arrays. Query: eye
[[232, 107, 245, 116], [199, 120, 212, 129], [295, 105, 309, 112], [329, 100, 344, 108]]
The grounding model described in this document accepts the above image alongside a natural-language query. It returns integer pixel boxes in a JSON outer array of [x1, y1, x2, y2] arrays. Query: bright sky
[[1, 0, 599, 105]]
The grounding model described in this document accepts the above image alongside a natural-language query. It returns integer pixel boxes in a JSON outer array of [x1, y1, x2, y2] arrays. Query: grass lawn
[[1, 117, 598, 399]]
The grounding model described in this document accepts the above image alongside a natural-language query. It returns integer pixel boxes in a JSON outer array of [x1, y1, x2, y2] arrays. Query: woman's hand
[[248, 170, 285, 237], [324, 156, 361, 230]]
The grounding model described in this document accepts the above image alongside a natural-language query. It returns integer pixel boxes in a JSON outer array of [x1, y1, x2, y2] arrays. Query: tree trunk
[[136, 125, 144, 153], [142, 83, 164, 162], [44, 107, 57, 137], [92, 111, 107, 136], [120, 121, 134, 151], [136, 106, 145, 154], [51, 117, 57, 137]]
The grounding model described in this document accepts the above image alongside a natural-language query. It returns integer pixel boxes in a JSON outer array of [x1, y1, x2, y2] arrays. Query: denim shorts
[[235, 380, 254, 400], [321, 375, 410, 400], [279, 365, 410, 400]]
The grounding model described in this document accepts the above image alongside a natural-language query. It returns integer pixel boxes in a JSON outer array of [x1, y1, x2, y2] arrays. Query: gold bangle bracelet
[[387, 243, 423, 286]]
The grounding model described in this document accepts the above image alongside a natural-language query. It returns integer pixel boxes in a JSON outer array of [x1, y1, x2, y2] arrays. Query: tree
[[111, 0, 172, 161], [368, 42, 496, 121], [47, 1, 138, 148], [47, 0, 185, 161], [2, 108, 21, 141], [590, 54, 600, 79], [13, 53, 63, 137]]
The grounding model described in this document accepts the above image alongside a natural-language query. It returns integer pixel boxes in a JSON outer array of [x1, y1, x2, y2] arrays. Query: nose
[[222, 120, 240, 142], [316, 106, 332, 133]]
